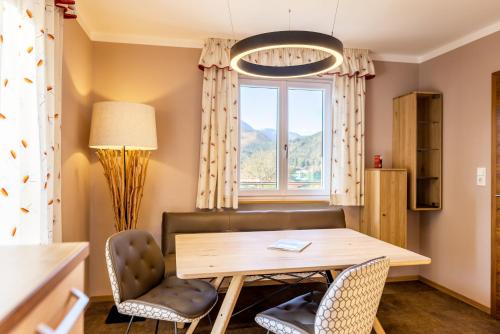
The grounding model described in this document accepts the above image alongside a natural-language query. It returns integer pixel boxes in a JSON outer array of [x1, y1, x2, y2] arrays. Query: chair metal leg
[[154, 319, 160, 334], [325, 270, 334, 285], [125, 316, 134, 334], [173, 322, 178, 334]]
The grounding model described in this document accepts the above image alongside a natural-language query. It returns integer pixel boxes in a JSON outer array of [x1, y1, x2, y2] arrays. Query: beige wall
[[61, 20, 92, 243], [60, 22, 453, 297], [83, 41, 421, 295], [418, 31, 500, 308], [61, 20, 92, 292], [89, 42, 203, 296], [61, 20, 500, 306]]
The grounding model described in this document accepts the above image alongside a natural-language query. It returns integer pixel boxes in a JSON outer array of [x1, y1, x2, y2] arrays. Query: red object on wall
[[373, 155, 383, 168], [55, 0, 77, 19]]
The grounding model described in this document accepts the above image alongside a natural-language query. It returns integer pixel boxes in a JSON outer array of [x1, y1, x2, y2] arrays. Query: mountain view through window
[[240, 83, 325, 192]]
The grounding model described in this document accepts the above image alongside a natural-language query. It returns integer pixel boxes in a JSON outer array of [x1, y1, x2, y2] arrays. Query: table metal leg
[[329, 270, 339, 280], [210, 275, 245, 334], [211, 276, 225, 291], [373, 316, 386, 334]]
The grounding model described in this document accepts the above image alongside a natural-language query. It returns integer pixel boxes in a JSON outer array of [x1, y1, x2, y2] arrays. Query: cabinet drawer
[[9, 263, 86, 334]]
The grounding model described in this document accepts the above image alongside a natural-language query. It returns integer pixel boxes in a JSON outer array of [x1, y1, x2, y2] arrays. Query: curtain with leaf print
[[330, 49, 374, 206], [196, 39, 239, 209], [197, 41, 374, 208], [0, 0, 63, 244]]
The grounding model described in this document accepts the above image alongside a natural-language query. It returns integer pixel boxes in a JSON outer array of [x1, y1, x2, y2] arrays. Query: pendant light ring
[[230, 31, 343, 78]]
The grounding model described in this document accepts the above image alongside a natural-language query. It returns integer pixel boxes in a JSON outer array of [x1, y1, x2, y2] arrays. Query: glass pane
[[239, 85, 279, 190], [287, 88, 324, 190]]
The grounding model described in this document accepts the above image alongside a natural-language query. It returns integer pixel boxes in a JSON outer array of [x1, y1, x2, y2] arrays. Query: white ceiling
[[77, 0, 500, 63]]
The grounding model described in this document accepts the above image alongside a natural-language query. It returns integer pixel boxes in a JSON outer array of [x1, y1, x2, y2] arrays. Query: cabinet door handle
[[37, 288, 89, 334]]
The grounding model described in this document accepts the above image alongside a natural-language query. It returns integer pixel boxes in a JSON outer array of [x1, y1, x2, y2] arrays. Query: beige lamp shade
[[89, 101, 158, 150]]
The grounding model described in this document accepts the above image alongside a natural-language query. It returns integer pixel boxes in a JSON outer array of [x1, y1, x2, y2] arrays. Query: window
[[239, 78, 331, 198]]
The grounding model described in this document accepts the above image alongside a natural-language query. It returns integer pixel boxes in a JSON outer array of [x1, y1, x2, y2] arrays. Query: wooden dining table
[[176, 228, 431, 334]]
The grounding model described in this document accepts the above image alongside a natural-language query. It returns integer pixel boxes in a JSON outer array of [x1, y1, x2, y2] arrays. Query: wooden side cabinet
[[362, 169, 407, 248], [393, 91, 443, 211], [0, 243, 89, 334]]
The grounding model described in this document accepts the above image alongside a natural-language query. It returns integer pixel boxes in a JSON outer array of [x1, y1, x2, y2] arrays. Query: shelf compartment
[[416, 203, 441, 210], [418, 121, 441, 125], [417, 148, 440, 152], [416, 177, 441, 209]]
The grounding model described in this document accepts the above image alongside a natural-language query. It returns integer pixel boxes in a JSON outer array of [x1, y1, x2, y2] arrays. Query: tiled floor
[[85, 281, 500, 333]]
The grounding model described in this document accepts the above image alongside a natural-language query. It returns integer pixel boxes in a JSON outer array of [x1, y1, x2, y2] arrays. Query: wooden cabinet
[[0, 243, 89, 334], [393, 91, 443, 211], [362, 169, 407, 248]]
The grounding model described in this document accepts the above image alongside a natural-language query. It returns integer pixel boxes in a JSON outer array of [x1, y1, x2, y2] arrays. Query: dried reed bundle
[[96, 148, 151, 231]]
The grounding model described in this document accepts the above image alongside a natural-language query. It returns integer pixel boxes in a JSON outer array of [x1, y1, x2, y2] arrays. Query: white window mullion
[[279, 81, 288, 195]]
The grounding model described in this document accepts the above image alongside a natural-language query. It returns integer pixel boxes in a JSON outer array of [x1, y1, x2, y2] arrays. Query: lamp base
[[96, 148, 151, 231]]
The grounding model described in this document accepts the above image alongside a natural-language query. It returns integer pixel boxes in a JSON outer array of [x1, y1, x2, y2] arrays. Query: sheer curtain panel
[[0, 0, 63, 244]]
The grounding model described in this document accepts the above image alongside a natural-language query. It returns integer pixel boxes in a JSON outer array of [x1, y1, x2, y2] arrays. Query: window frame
[[238, 77, 332, 200]]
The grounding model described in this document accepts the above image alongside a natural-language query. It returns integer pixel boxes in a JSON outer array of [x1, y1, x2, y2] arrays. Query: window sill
[[239, 195, 330, 204]]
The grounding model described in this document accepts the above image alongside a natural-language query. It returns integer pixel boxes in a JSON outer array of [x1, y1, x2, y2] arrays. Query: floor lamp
[[89, 101, 157, 232]]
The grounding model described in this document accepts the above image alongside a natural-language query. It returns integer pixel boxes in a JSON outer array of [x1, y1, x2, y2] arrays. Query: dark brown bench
[[161, 207, 346, 276]]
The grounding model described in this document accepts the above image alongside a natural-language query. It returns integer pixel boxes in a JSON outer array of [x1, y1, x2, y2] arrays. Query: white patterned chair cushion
[[255, 257, 390, 334]]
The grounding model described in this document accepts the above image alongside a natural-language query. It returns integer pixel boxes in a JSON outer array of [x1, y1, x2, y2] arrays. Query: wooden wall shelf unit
[[393, 91, 443, 211], [362, 169, 407, 248]]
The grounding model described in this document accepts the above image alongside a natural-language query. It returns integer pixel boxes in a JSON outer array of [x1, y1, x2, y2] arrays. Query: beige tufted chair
[[255, 257, 390, 334], [105, 230, 218, 334]]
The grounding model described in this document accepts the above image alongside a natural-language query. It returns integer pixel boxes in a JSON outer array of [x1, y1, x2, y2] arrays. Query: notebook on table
[[268, 239, 311, 252]]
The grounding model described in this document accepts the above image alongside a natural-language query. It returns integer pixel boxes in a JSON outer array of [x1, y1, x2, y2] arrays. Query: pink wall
[[418, 31, 500, 308], [366, 61, 421, 277], [366, 61, 419, 167]]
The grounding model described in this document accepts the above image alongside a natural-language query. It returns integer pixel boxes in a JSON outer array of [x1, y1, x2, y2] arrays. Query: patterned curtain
[[196, 39, 239, 209], [238, 46, 374, 206], [197, 41, 374, 208], [330, 49, 374, 206], [0, 0, 63, 244]]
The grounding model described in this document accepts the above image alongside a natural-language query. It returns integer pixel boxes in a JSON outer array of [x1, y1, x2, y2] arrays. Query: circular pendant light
[[230, 30, 344, 79]]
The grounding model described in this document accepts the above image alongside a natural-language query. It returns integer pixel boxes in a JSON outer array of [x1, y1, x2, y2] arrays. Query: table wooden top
[[0, 242, 89, 333], [176, 228, 430, 279]]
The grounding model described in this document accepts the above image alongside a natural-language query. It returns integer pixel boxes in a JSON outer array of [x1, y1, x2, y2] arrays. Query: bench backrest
[[161, 208, 346, 255]]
